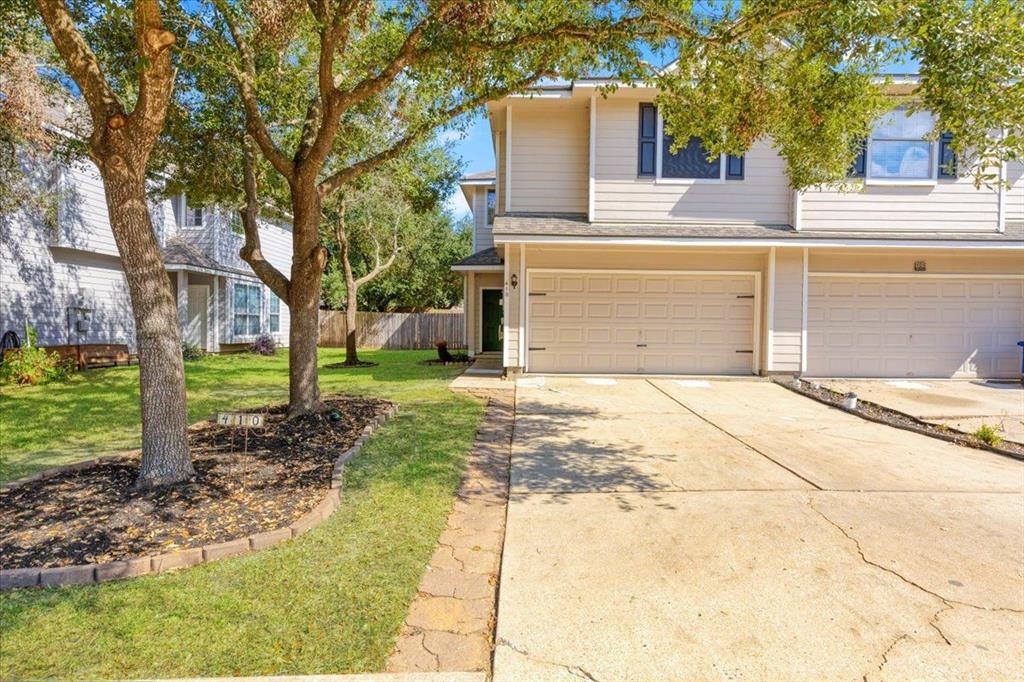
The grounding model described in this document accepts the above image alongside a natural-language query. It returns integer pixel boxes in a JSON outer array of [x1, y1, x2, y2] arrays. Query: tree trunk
[[286, 184, 327, 416], [344, 284, 359, 364], [101, 166, 193, 488]]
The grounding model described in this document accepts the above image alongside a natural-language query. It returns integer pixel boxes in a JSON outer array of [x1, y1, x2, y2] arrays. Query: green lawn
[[0, 349, 484, 680]]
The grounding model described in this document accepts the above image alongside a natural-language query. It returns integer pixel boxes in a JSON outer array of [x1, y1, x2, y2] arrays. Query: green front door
[[481, 289, 503, 352]]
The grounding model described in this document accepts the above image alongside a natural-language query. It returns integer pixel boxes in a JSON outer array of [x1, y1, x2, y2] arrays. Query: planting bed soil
[[0, 396, 392, 570], [779, 378, 1024, 460]]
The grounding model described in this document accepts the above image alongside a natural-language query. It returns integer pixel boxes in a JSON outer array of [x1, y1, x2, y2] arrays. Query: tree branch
[[34, 0, 122, 129], [127, 0, 176, 144], [354, 217, 401, 288], [318, 68, 555, 197], [238, 138, 292, 301], [213, 0, 296, 181]]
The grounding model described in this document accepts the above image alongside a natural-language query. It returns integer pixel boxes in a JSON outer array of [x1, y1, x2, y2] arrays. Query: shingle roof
[[493, 213, 1024, 243], [462, 170, 496, 182], [161, 238, 254, 276], [453, 247, 503, 267]]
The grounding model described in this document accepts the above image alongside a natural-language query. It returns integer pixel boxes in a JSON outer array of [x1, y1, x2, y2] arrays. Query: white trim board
[[524, 268, 763, 375], [766, 247, 776, 372], [504, 106, 512, 213], [452, 265, 504, 272], [494, 236, 1024, 250], [800, 248, 808, 374], [588, 95, 596, 223], [518, 244, 527, 368]]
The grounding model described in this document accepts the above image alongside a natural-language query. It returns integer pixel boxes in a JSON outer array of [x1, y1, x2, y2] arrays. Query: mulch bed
[[778, 378, 1024, 460], [0, 396, 392, 570], [420, 357, 471, 366], [322, 361, 379, 369]]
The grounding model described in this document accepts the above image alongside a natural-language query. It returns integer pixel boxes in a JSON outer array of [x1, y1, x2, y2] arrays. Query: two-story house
[[1, 118, 292, 355], [454, 77, 1024, 379]]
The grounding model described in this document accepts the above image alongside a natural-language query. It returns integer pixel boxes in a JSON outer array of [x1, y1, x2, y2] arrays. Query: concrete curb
[[776, 379, 1024, 462], [0, 403, 398, 591]]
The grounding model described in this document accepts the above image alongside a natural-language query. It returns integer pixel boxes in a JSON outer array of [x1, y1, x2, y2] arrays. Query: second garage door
[[527, 271, 757, 375], [807, 275, 1024, 378]]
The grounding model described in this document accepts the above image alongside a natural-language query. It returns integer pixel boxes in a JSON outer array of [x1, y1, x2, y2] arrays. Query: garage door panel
[[528, 272, 756, 375], [808, 275, 1023, 378]]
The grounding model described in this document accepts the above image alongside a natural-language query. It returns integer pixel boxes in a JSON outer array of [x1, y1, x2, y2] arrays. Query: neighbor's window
[[177, 195, 204, 227], [639, 103, 743, 182], [269, 293, 280, 333], [868, 108, 935, 180], [486, 189, 496, 225], [233, 282, 262, 336]]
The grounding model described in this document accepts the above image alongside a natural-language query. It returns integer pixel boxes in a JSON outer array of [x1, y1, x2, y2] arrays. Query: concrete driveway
[[823, 379, 1024, 445], [494, 378, 1024, 681]]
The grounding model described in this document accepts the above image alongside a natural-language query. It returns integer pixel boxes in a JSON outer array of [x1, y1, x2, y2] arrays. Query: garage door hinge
[[636, 344, 648, 348], [735, 295, 755, 299], [528, 347, 546, 351], [735, 350, 754, 354], [528, 292, 546, 297]]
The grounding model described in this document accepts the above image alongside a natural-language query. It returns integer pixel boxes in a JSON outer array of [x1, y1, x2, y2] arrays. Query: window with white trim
[[868, 108, 936, 180], [233, 282, 262, 336], [269, 292, 280, 333], [485, 189, 496, 225], [176, 195, 204, 227]]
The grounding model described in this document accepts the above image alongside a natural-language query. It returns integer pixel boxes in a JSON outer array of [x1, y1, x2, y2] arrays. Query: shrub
[[181, 341, 206, 361], [973, 424, 1003, 447], [248, 334, 277, 356], [0, 346, 74, 385]]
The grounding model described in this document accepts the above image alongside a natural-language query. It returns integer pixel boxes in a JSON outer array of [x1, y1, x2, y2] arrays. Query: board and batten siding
[[509, 105, 589, 214], [592, 98, 791, 224], [769, 248, 805, 373], [800, 180, 1000, 232], [1006, 160, 1023, 222]]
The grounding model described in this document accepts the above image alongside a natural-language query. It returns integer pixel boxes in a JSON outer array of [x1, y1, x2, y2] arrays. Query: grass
[[0, 349, 484, 680]]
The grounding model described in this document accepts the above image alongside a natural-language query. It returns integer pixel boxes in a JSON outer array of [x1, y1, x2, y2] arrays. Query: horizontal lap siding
[[801, 182, 999, 231], [593, 99, 790, 224], [473, 187, 494, 251], [1007, 161, 1023, 221], [510, 107, 588, 213]]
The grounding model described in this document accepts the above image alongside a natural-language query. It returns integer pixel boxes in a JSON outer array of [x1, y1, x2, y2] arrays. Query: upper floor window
[[486, 189, 496, 225], [233, 282, 262, 336], [176, 195, 204, 227], [850, 108, 955, 183], [639, 103, 743, 183]]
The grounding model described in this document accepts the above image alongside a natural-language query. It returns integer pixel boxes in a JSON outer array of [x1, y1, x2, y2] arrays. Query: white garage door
[[527, 271, 757, 375], [807, 275, 1024, 378]]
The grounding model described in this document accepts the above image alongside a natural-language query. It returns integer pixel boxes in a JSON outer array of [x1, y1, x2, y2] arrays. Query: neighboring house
[[453, 76, 1024, 379], [1, 143, 292, 354]]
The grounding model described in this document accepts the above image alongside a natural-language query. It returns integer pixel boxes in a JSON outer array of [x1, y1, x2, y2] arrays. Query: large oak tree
[[32, 0, 194, 487], [175, 0, 1020, 417]]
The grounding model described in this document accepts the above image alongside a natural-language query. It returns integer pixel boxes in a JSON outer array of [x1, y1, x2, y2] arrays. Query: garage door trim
[[526, 268, 762, 375]]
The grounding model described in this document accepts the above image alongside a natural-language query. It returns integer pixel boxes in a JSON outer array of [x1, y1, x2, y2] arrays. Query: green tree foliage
[[323, 210, 471, 312]]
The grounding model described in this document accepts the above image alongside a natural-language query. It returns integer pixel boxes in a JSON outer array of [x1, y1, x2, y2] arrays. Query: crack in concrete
[[415, 629, 442, 670], [808, 496, 1023, 614], [497, 637, 602, 681]]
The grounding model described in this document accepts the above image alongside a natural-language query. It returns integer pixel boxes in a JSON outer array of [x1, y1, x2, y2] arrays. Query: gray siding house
[[1, 151, 292, 354]]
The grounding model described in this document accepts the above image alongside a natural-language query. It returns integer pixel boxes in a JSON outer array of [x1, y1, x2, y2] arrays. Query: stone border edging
[[0, 403, 398, 591], [775, 379, 1024, 462], [386, 390, 514, 674]]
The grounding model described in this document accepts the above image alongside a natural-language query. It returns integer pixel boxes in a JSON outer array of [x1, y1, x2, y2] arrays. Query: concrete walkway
[[494, 378, 1024, 681]]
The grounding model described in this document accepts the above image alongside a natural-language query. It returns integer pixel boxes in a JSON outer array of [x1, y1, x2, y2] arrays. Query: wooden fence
[[318, 310, 466, 350]]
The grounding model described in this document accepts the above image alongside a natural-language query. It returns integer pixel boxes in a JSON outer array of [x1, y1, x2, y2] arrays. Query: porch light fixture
[[510, 274, 519, 289]]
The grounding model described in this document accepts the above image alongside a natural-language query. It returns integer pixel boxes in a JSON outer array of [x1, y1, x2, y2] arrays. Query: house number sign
[[216, 412, 265, 427]]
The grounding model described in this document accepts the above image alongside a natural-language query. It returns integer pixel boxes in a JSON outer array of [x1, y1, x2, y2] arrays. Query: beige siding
[[593, 98, 791, 224], [502, 246, 521, 366], [808, 250, 1024, 275], [509, 105, 588, 213], [1007, 160, 1023, 221], [801, 182, 1000, 231], [770, 248, 805, 372]]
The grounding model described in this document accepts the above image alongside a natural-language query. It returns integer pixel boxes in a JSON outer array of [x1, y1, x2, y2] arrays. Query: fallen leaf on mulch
[[0, 396, 392, 570]]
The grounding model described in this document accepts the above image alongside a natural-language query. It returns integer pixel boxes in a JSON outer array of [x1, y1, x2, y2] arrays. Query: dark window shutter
[[848, 140, 867, 178], [638, 103, 657, 177], [662, 134, 721, 179], [726, 154, 744, 180], [938, 132, 956, 178]]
